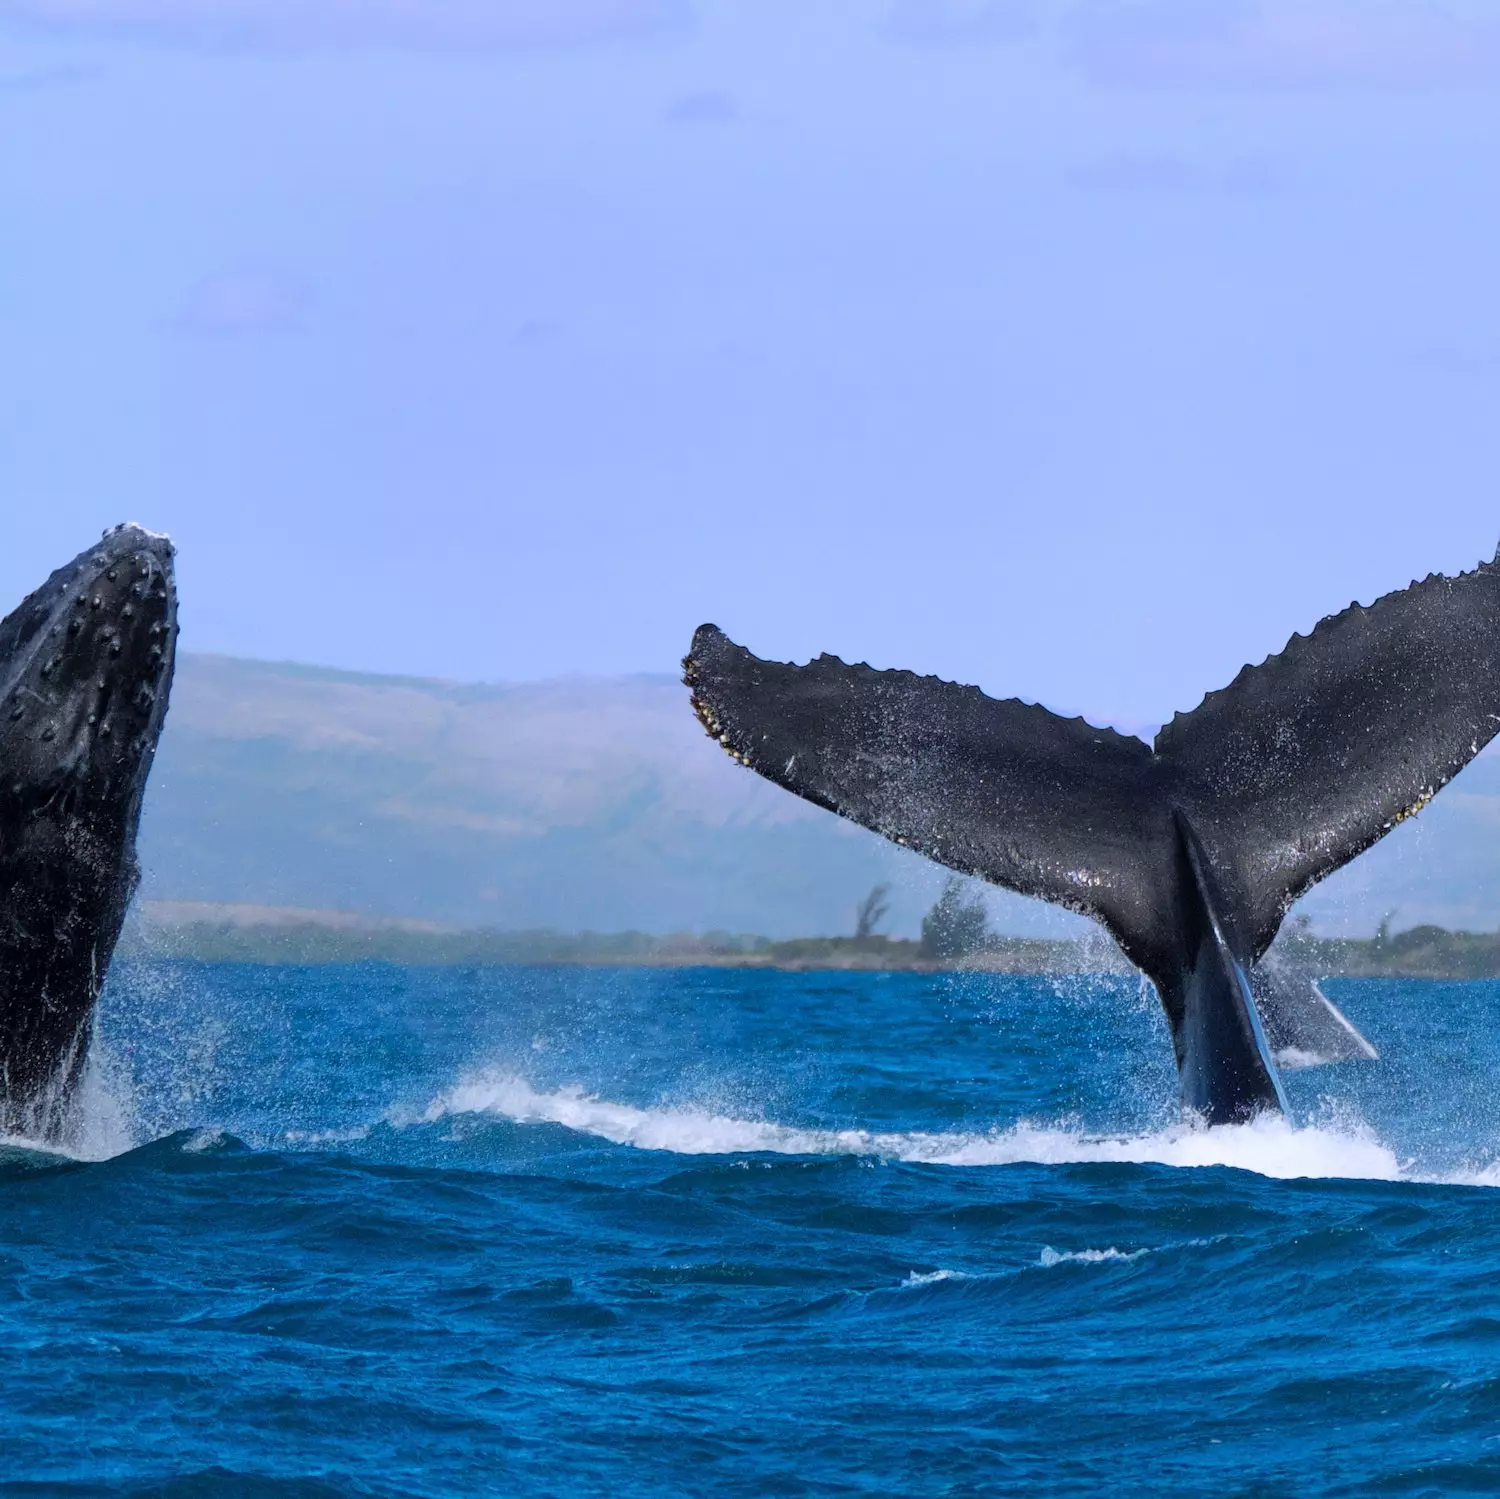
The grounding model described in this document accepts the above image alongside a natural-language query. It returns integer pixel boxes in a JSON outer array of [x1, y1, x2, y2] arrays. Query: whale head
[[0, 524, 178, 1140]]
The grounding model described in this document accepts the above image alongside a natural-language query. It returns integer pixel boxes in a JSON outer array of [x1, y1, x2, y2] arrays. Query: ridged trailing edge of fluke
[[0, 524, 178, 1143], [683, 558, 1500, 1125]]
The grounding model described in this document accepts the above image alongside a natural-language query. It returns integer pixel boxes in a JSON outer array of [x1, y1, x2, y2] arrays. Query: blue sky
[[4, 0, 1500, 735]]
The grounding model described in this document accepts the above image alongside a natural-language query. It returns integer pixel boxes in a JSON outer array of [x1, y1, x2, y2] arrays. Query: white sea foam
[[282, 1125, 374, 1146], [0, 1041, 139, 1164], [1038, 1246, 1148, 1267], [900, 1250, 1148, 1284], [1435, 1159, 1500, 1190], [70, 1044, 137, 1160], [0, 1133, 76, 1165], [902, 1268, 971, 1287], [416, 1071, 1422, 1183], [180, 1127, 230, 1153]]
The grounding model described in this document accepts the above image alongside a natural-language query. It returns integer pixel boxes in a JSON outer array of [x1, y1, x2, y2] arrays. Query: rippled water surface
[[6, 963, 1500, 1496]]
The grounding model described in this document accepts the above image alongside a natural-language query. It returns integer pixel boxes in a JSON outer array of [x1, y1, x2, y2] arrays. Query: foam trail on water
[[419, 1072, 1418, 1183]]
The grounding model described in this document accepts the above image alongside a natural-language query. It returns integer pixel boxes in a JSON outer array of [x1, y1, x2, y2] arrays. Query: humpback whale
[[684, 560, 1500, 1124], [0, 525, 177, 1141]]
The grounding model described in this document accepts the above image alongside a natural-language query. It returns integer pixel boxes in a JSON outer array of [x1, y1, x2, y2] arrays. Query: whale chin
[[0, 524, 178, 1143]]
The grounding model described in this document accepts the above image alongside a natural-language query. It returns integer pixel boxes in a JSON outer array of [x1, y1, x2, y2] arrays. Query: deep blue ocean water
[[6, 963, 1500, 1496]]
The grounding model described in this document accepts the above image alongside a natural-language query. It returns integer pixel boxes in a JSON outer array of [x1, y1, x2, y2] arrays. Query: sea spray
[[416, 1070, 1408, 1182]]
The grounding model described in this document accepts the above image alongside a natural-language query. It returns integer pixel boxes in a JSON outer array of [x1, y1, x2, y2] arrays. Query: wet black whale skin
[[0, 525, 177, 1141], [684, 561, 1500, 1122]]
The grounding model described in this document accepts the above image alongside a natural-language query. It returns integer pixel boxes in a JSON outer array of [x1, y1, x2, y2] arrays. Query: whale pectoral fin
[[1155, 561, 1500, 958], [683, 625, 1177, 972], [1250, 959, 1379, 1068]]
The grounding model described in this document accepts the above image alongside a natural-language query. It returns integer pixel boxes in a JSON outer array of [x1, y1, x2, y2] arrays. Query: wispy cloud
[[1407, 341, 1500, 382], [0, 63, 94, 91], [170, 272, 309, 338], [0, 0, 687, 53], [510, 317, 564, 348], [883, 0, 1038, 47], [664, 88, 739, 125], [1066, 1, 1500, 91], [1067, 151, 1283, 195]]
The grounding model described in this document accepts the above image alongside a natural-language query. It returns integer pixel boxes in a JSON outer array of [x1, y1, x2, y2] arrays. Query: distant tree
[[854, 883, 891, 941], [919, 878, 990, 960]]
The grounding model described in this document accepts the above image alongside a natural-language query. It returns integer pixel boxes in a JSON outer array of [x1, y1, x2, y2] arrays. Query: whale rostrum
[[684, 560, 1500, 1124], [0, 525, 177, 1142]]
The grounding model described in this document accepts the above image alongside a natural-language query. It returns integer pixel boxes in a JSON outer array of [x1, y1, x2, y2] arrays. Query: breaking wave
[[413, 1070, 1475, 1185]]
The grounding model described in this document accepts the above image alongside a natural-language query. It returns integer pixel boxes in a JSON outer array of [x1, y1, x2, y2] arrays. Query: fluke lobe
[[0, 525, 177, 1141], [685, 561, 1500, 1124]]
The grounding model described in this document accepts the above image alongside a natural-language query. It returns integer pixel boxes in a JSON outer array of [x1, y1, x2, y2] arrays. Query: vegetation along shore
[[120, 895, 1500, 980]]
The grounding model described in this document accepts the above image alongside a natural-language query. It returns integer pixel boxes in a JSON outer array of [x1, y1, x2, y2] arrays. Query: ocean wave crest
[[1038, 1246, 1149, 1267], [414, 1071, 1423, 1183]]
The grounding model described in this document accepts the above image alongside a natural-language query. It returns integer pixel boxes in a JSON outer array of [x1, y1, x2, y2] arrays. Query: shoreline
[[117, 907, 1500, 980]]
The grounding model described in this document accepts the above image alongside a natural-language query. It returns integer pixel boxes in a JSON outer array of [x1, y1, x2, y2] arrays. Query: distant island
[[118, 901, 1500, 979]]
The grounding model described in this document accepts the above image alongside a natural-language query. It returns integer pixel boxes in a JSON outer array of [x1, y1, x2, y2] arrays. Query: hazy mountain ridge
[[137, 654, 960, 938], [135, 654, 1500, 940]]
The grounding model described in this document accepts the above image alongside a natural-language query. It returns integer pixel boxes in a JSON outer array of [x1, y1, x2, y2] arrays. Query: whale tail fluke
[[1150, 558, 1500, 961], [684, 621, 1180, 979], [685, 559, 1500, 1113]]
